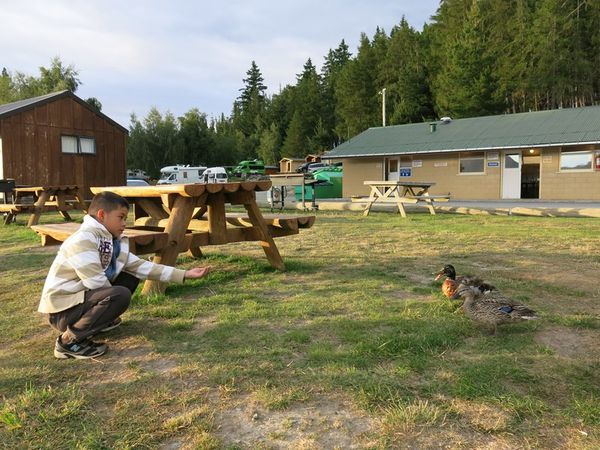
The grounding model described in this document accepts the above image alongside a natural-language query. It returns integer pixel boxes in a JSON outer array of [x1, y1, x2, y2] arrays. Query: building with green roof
[[325, 107, 600, 200]]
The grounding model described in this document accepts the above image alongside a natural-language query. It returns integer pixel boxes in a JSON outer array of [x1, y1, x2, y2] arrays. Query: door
[[0, 138, 3, 179], [387, 158, 399, 181], [502, 151, 521, 199]]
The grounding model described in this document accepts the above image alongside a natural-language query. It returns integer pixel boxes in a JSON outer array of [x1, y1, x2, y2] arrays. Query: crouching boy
[[38, 191, 210, 359]]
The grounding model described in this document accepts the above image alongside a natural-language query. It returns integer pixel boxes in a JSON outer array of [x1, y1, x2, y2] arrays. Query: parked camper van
[[157, 165, 206, 184], [202, 167, 228, 183]]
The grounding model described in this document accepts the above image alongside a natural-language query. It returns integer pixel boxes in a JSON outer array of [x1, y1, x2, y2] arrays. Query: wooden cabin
[[0, 90, 128, 198]]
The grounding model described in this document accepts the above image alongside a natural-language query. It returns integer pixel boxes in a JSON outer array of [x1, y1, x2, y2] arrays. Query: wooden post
[[207, 192, 228, 245], [27, 190, 50, 227], [141, 195, 196, 295], [244, 199, 285, 270]]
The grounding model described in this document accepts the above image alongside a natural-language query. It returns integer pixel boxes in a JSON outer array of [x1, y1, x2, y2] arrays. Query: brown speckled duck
[[434, 264, 496, 299], [452, 284, 539, 335]]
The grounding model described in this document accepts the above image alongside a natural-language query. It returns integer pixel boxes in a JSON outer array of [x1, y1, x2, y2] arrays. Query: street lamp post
[[379, 88, 386, 127]]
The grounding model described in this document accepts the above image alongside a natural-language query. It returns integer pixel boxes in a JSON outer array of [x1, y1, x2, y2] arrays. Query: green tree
[[383, 18, 434, 123], [321, 40, 352, 145], [257, 123, 281, 165], [178, 108, 213, 165], [0, 57, 81, 104], [233, 61, 268, 159], [432, 1, 502, 118], [85, 97, 102, 111], [335, 33, 380, 138]]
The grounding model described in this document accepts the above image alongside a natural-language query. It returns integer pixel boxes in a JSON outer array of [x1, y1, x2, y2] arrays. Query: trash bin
[[294, 167, 342, 200]]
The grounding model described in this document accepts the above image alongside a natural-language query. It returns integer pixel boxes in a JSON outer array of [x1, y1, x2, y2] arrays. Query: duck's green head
[[435, 264, 456, 281]]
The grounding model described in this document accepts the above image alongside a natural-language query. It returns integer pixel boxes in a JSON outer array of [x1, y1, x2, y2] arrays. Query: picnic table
[[359, 181, 450, 217], [0, 185, 86, 226], [87, 181, 315, 294]]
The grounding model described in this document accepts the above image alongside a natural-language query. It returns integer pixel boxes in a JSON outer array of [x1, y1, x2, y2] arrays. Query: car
[[307, 163, 329, 173], [126, 178, 150, 186], [295, 162, 312, 173]]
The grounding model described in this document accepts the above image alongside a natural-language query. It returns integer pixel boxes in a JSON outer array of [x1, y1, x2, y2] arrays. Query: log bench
[[30, 223, 169, 255], [134, 213, 316, 238]]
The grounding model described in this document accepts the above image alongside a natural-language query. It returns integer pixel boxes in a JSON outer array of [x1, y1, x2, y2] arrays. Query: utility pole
[[379, 88, 386, 127]]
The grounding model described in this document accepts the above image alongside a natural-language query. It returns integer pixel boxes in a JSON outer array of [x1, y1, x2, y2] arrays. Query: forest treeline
[[3, 1, 600, 177]]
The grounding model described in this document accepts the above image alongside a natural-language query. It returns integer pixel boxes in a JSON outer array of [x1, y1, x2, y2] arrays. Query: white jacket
[[38, 215, 185, 313]]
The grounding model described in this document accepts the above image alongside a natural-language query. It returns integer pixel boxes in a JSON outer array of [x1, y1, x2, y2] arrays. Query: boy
[[38, 191, 210, 359]]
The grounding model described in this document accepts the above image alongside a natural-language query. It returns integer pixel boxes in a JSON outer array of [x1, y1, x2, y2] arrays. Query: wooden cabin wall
[[0, 97, 127, 198]]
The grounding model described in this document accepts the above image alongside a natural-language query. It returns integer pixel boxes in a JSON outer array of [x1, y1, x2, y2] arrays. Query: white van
[[202, 167, 228, 184], [157, 165, 206, 184]]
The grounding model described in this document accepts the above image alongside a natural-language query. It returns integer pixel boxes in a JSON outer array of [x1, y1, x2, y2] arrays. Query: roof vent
[[440, 116, 452, 123], [429, 122, 437, 133]]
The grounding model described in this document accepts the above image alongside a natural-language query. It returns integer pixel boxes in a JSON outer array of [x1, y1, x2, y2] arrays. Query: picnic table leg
[[4, 213, 15, 225], [141, 196, 196, 295], [207, 193, 228, 245], [27, 191, 50, 227], [244, 199, 285, 270], [363, 187, 378, 216], [423, 197, 436, 215]]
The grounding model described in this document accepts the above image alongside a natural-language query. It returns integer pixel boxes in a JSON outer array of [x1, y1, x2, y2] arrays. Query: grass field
[[0, 210, 599, 449]]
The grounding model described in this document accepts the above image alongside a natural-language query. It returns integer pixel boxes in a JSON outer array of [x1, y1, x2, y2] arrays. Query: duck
[[434, 264, 496, 299], [452, 284, 539, 335]]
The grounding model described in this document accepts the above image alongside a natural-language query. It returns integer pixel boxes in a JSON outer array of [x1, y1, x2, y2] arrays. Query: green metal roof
[[326, 106, 600, 158]]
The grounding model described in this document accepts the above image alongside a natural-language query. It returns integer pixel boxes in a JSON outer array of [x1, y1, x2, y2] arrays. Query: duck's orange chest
[[442, 279, 458, 298]]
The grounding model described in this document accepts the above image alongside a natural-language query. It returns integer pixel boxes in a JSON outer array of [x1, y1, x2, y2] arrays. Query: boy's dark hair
[[88, 191, 129, 216]]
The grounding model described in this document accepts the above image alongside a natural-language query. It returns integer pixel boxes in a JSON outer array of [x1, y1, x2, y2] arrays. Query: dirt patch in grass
[[89, 335, 179, 385], [451, 398, 512, 432], [213, 394, 376, 449], [534, 326, 600, 359]]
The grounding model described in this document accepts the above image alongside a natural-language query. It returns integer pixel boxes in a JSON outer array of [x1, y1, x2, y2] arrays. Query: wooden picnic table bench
[[90, 182, 316, 294], [30, 223, 170, 255], [134, 213, 316, 238], [1, 185, 86, 226], [361, 181, 450, 217]]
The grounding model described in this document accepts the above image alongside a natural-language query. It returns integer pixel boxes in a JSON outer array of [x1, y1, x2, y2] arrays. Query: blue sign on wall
[[399, 168, 412, 177], [487, 161, 500, 167]]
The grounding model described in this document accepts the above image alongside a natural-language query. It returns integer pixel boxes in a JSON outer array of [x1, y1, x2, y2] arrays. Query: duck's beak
[[434, 269, 445, 281]]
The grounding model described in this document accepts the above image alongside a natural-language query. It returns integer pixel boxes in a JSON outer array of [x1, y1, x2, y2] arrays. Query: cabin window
[[61, 135, 96, 155], [80, 137, 96, 154], [61, 136, 78, 154], [560, 150, 592, 171], [459, 152, 485, 174]]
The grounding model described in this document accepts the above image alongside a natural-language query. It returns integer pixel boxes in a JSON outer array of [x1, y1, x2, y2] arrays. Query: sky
[[0, 0, 441, 128]]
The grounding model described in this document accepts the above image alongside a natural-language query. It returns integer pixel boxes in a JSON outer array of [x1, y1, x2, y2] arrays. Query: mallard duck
[[434, 264, 496, 299], [453, 284, 538, 335]]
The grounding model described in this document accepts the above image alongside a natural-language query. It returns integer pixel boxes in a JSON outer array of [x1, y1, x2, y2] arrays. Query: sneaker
[[99, 317, 122, 333], [54, 336, 108, 359]]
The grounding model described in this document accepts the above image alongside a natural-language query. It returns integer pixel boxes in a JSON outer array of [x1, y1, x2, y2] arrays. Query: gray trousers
[[49, 272, 140, 343]]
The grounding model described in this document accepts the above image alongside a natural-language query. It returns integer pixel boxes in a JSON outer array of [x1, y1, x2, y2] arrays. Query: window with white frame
[[459, 152, 485, 173], [61, 135, 96, 155], [560, 150, 592, 171]]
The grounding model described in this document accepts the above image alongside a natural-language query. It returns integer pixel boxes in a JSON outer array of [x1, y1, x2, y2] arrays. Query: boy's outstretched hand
[[184, 266, 211, 280]]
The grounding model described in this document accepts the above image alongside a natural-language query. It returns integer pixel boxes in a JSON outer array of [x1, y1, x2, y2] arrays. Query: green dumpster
[[294, 167, 343, 200]]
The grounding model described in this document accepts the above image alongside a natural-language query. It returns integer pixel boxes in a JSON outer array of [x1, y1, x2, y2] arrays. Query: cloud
[[0, 0, 440, 126]]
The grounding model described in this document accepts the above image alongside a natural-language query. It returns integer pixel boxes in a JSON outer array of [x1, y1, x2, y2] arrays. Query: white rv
[[202, 167, 229, 183], [157, 165, 206, 184]]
